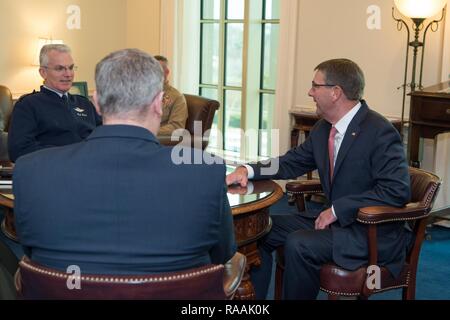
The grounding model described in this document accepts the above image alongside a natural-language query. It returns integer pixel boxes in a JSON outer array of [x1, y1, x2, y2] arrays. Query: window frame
[[199, 0, 279, 160]]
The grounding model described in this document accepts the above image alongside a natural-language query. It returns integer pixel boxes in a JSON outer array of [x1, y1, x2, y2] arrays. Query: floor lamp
[[392, 0, 447, 136]]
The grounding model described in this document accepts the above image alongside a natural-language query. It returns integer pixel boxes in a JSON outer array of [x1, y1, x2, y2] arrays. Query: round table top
[[0, 165, 284, 213], [0, 180, 284, 211], [228, 180, 283, 215]]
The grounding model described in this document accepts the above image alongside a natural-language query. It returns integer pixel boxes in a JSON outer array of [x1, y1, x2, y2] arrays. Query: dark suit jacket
[[251, 101, 410, 276], [13, 125, 236, 274]]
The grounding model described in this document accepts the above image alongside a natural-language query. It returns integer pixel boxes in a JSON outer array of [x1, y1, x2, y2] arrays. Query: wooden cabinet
[[290, 110, 402, 149], [408, 82, 450, 167]]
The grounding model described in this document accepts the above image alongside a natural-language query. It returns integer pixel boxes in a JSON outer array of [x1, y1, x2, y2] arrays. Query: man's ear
[[331, 86, 342, 102], [92, 91, 102, 115], [166, 68, 170, 80], [39, 67, 47, 80]]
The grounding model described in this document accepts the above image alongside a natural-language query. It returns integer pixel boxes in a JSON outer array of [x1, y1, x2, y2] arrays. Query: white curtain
[[434, 133, 450, 210], [160, 0, 200, 96], [271, 0, 301, 155]]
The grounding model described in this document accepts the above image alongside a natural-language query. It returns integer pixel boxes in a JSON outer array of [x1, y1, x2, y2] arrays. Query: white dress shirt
[[43, 85, 68, 99]]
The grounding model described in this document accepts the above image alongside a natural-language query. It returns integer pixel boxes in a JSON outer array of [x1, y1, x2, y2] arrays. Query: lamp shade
[[394, 0, 447, 18]]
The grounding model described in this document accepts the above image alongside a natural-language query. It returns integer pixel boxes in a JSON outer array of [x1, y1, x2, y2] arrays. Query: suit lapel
[[332, 103, 368, 182]]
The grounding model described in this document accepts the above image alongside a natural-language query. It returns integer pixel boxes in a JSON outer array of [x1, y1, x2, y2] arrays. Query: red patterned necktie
[[328, 126, 337, 180]]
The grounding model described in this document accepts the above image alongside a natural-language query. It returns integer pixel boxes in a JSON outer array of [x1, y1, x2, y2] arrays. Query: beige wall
[[0, 0, 161, 96], [293, 0, 446, 118], [127, 0, 161, 55], [272, 0, 447, 154]]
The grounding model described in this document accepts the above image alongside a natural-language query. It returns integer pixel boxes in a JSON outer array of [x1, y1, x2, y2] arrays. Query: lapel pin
[[352, 132, 356, 136]]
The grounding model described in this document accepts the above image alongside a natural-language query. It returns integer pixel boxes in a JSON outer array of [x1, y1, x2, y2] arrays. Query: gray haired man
[[8, 44, 101, 162]]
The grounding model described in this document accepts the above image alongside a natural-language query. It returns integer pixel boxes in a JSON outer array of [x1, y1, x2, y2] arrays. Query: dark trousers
[[251, 212, 333, 300], [0, 264, 16, 299]]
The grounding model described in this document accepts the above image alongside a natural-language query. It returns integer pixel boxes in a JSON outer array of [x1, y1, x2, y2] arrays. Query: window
[[199, 0, 279, 160]]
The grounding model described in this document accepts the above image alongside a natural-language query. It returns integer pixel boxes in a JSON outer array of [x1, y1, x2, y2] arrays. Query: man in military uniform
[[8, 44, 101, 162], [154, 55, 188, 136]]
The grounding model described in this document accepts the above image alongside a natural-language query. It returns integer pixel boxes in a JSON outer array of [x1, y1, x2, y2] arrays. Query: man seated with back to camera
[[8, 44, 101, 162], [13, 49, 236, 276], [226, 58, 411, 300]]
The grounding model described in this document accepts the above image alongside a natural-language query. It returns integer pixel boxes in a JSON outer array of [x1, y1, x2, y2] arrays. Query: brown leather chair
[[0, 85, 13, 133], [0, 85, 13, 161], [275, 167, 441, 300], [158, 94, 219, 150], [15, 252, 246, 300]]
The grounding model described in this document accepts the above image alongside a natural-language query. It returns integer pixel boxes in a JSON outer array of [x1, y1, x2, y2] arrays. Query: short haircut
[[154, 55, 169, 75], [154, 55, 168, 63], [95, 48, 164, 117], [40, 44, 72, 67], [315, 58, 365, 101]]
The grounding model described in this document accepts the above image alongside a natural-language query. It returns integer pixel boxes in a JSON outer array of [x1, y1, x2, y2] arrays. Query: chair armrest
[[286, 180, 323, 212], [223, 252, 246, 299], [286, 179, 322, 194], [357, 202, 429, 224]]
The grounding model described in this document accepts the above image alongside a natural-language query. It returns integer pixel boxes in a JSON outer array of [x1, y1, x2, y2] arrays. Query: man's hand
[[226, 166, 249, 187], [315, 208, 337, 230], [227, 185, 248, 195]]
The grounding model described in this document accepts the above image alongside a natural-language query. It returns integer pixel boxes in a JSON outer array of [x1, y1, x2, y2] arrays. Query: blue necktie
[[62, 94, 70, 110]]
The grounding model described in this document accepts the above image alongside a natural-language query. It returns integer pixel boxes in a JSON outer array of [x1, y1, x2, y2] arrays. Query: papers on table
[[0, 167, 13, 190], [0, 179, 12, 191]]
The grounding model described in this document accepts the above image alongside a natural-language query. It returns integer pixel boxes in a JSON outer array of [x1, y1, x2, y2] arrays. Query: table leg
[[232, 210, 273, 300], [233, 242, 260, 300]]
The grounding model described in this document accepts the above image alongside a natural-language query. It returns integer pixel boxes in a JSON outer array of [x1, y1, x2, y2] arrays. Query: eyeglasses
[[42, 65, 78, 73], [311, 81, 337, 89]]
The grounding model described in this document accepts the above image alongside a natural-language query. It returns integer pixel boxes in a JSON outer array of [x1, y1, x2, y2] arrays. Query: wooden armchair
[[276, 167, 441, 300], [15, 252, 246, 300]]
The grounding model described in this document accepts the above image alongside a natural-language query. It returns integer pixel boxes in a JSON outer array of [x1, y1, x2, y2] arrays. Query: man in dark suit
[[226, 58, 410, 299], [14, 49, 236, 275]]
